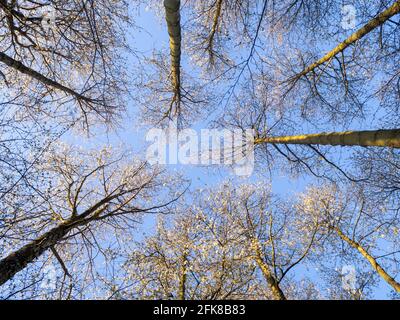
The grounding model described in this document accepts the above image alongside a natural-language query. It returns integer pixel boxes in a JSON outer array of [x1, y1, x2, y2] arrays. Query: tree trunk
[[252, 239, 286, 300], [164, 0, 181, 96], [0, 220, 77, 286], [0, 194, 118, 286], [0, 211, 107, 287], [178, 247, 188, 300], [292, 0, 400, 79], [207, 0, 224, 63], [334, 227, 400, 293], [0, 52, 94, 103], [255, 129, 400, 148]]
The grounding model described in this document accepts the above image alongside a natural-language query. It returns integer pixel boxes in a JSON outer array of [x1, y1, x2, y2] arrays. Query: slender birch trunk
[[0, 52, 95, 103], [292, 0, 400, 80], [334, 227, 400, 293], [164, 0, 181, 98], [255, 129, 400, 148], [251, 239, 286, 300]]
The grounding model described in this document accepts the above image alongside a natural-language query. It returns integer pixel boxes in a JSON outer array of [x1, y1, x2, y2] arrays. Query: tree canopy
[[1, 0, 400, 300]]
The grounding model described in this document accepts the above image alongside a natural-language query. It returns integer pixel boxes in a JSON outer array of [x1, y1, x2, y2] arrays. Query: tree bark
[[252, 239, 286, 300], [334, 227, 400, 293], [0, 52, 96, 104], [207, 0, 224, 63], [0, 195, 113, 286], [164, 0, 181, 97], [292, 0, 400, 79], [255, 129, 400, 148], [0, 220, 77, 286], [178, 247, 188, 300]]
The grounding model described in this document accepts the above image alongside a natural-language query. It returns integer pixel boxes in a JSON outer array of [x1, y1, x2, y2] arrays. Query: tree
[[0, 1, 139, 253], [2, 0, 400, 300], [124, 209, 260, 300], [0, 0, 135, 127], [199, 183, 320, 300], [288, 1, 400, 82], [255, 129, 400, 148], [124, 183, 322, 300], [186, 0, 259, 69], [0, 144, 182, 292], [163, 0, 182, 119], [298, 184, 400, 294]]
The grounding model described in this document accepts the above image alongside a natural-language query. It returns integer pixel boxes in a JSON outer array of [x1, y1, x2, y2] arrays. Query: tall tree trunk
[[251, 239, 286, 300], [0, 196, 111, 286], [292, 0, 400, 80], [164, 0, 181, 99], [0, 52, 95, 104], [0, 219, 79, 286], [255, 129, 400, 148], [178, 247, 188, 300], [334, 227, 400, 293], [207, 0, 224, 64]]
